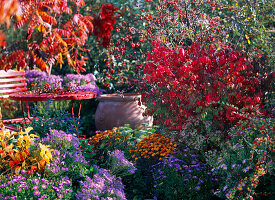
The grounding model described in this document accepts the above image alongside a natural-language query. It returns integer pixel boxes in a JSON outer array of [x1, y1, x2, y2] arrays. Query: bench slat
[[0, 70, 25, 78], [0, 82, 27, 89], [0, 87, 27, 95], [0, 77, 26, 83]]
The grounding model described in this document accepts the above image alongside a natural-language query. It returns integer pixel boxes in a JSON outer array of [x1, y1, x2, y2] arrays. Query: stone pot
[[95, 93, 153, 131]]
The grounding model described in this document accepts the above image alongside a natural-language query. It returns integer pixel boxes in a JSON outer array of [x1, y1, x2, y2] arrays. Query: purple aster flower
[[41, 184, 47, 189], [33, 186, 39, 190], [242, 166, 251, 173], [158, 169, 164, 175], [34, 190, 40, 196], [195, 186, 200, 191], [220, 164, 227, 170], [223, 185, 228, 191], [31, 179, 39, 184], [217, 157, 223, 164], [17, 188, 22, 193]]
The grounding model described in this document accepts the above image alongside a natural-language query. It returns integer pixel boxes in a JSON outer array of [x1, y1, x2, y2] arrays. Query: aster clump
[[42, 129, 89, 181], [151, 150, 219, 200], [108, 150, 136, 177], [75, 166, 126, 200], [0, 173, 73, 200], [25, 70, 102, 95]]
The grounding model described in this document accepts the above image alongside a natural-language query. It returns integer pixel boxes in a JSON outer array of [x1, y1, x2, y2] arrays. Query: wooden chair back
[[0, 70, 29, 129], [0, 70, 27, 99]]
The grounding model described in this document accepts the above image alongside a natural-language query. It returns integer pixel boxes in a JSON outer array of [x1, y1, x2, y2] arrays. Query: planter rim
[[97, 93, 141, 102]]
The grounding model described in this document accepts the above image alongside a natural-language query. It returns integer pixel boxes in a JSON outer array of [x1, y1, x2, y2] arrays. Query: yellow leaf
[[248, 40, 251, 44], [22, 160, 26, 168], [29, 134, 39, 138], [226, 34, 229, 39], [245, 34, 249, 39], [37, 24, 46, 33], [25, 127, 33, 134], [15, 152, 21, 161], [1, 152, 6, 159]]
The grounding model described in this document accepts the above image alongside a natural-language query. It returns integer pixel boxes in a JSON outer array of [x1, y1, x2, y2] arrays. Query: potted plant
[[95, 93, 153, 131]]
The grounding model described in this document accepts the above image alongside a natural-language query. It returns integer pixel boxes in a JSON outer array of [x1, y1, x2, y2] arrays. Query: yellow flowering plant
[[0, 126, 54, 176]]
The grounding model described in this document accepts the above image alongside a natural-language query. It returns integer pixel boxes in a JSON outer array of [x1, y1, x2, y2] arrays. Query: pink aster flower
[[34, 190, 40, 196]]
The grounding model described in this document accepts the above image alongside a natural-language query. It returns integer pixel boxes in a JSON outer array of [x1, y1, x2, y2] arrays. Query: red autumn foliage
[[93, 3, 119, 48], [142, 41, 264, 131], [0, 0, 93, 73]]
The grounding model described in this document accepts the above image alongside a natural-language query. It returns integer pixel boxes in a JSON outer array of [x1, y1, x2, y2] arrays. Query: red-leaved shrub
[[142, 41, 264, 132]]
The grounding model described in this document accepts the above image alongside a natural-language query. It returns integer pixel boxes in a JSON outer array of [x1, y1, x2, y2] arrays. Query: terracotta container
[[95, 94, 153, 131]]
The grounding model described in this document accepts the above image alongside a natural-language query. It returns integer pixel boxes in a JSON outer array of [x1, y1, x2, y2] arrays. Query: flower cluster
[[75, 166, 126, 200], [0, 174, 73, 199], [151, 150, 219, 200], [130, 133, 176, 161], [25, 70, 63, 90], [42, 129, 88, 180], [108, 150, 136, 177], [25, 70, 101, 95], [0, 127, 53, 176]]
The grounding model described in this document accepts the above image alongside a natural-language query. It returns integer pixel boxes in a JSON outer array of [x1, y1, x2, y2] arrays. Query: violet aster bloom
[[33, 190, 40, 196], [195, 186, 200, 191], [41, 184, 47, 189], [33, 186, 39, 190]]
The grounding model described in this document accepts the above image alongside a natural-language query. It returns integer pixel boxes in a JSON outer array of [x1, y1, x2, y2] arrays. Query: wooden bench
[[0, 70, 31, 129]]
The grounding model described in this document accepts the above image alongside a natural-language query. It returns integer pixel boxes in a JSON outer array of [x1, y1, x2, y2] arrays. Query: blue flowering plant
[[30, 99, 82, 138], [207, 117, 274, 200], [151, 150, 219, 200], [41, 129, 90, 183], [75, 166, 127, 200], [0, 173, 73, 200]]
